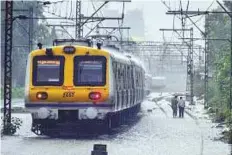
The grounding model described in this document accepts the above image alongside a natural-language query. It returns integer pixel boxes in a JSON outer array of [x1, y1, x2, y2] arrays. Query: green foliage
[[193, 71, 204, 97], [1, 87, 24, 99], [1, 1, 58, 87], [1, 117, 23, 135], [12, 87, 24, 98], [206, 4, 232, 135], [224, 1, 232, 11]]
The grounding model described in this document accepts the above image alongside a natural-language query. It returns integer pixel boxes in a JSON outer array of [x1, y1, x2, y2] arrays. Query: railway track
[[153, 100, 168, 117], [166, 102, 204, 155], [184, 109, 204, 155]]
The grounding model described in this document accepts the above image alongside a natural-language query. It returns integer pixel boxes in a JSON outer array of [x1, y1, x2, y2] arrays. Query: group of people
[[171, 96, 185, 118]]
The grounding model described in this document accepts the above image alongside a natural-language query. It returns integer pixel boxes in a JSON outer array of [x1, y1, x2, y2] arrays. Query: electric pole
[[166, 7, 232, 108], [75, 0, 82, 39], [204, 15, 209, 108], [160, 28, 194, 105], [46, 0, 129, 39], [28, 6, 33, 51], [4, 0, 13, 131]]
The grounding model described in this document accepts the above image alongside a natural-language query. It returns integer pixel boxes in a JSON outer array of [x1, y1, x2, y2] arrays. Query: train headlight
[[37, 107, 50, 119], [86, 107, 98, 119], [36, 92, 48, 100]]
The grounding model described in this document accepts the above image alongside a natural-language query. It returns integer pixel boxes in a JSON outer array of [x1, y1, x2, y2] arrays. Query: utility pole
[[160, 28, 194, 105], [166, 11, 208, 108], [3, 2, 32, 132], [190, 28, 194, 105], [28, 6, 33, 51], [46, 1, 129, 39], [217, 0, 232, 111], [75, 0, 82, 39], [205, 15, 209, 108], [166, 7, 232, 108], [4, 0, 13, 130]]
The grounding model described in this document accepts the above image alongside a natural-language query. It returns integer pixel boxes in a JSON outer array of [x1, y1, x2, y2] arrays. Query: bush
[[193, 83, 204, 97], [214, 112, 226, 123], [1, 116, 23, 135], [221, 128, 232, 144], [1, 87, 24, 99], [12, 87, 24, 98]]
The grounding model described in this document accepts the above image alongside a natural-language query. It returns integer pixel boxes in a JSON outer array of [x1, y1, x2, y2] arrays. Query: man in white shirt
[[178, 97, 185, 118]]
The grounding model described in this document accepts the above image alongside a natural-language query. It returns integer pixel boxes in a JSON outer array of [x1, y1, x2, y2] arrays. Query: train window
[[136, 70, 139, 87], [125, 65, 128, 89], [122, 65, 125, 89], [113, 62, 118, 89], [123, 65, 127, 89], [127, 66, 129, 88], [74, 56, 106, 86], [32, 56, 64, 86], [126, 65, 129, 89], [129, 66, 132, 89], [113, 62, 117, 78], [118, 63, 122, 90], [131, 67, 134, 88], [117, 64, 120, 80]]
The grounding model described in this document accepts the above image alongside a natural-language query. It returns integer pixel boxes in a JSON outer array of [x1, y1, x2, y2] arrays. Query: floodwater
[[1, 93, 230, 155]]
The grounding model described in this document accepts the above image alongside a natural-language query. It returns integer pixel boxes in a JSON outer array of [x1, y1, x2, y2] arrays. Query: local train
[[24, 42, 145, 135]]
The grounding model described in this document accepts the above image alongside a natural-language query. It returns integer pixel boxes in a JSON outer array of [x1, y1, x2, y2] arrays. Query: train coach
[[24, 42, 145, 135]]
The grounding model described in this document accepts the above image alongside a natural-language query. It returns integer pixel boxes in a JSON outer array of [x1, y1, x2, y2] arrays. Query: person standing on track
[[171, 95, 178, 118], [178, 97, 185, 118]]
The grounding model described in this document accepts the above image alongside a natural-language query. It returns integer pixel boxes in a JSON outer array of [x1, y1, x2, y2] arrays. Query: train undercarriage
[[31, 103, 141, 137]]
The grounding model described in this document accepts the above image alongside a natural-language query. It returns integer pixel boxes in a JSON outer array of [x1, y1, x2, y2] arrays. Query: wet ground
[[1, 93, 230, 155]]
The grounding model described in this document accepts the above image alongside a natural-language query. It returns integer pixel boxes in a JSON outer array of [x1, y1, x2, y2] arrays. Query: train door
[[113, 61, 118, 111]]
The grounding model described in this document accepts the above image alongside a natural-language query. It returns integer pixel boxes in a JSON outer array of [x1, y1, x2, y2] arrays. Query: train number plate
[[63, 92, 75, 98]]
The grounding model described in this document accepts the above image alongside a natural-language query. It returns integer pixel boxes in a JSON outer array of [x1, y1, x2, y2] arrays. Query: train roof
[[102, 46, 130, 63], [102, 46, 145, 70], [30, 45, 145, 70]]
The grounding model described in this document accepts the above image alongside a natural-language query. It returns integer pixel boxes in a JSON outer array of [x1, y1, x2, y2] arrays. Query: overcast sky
[[44, 0, 223, 45], [102, 0, 220, 45]]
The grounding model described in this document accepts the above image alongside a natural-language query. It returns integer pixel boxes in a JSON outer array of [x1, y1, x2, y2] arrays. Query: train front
[[24, 45, 113, 135]]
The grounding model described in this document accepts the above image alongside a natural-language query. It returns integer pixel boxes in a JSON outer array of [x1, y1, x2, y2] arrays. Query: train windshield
[[32, 56, 64, 86], [74, 56, 106, 86]]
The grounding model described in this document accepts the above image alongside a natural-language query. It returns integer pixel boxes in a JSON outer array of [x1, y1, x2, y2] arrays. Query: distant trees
[[224, 1, 232, 11], [1, 1, 57, 87]]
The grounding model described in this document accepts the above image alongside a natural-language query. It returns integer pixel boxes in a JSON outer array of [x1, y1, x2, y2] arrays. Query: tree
[[224, 1, 232, 11], [1, 1, 57, 87], [206, 3, 231, 122]]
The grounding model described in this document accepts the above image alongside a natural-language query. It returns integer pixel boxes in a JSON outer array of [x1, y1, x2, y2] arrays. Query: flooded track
[[1, 93, 230, 155]]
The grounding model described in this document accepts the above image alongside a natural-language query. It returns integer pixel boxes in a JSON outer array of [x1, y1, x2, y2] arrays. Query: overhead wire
[[185, 0, 215, 27], [116, 2, 125, 40], [91, 0, 125, 38], [41, 1, 75, 38], [90, 0, 111, 35]]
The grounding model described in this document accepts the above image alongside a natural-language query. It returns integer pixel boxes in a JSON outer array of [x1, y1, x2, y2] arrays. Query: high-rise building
[[102, 8, 145, 40], [124, 9, 145, 39]]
